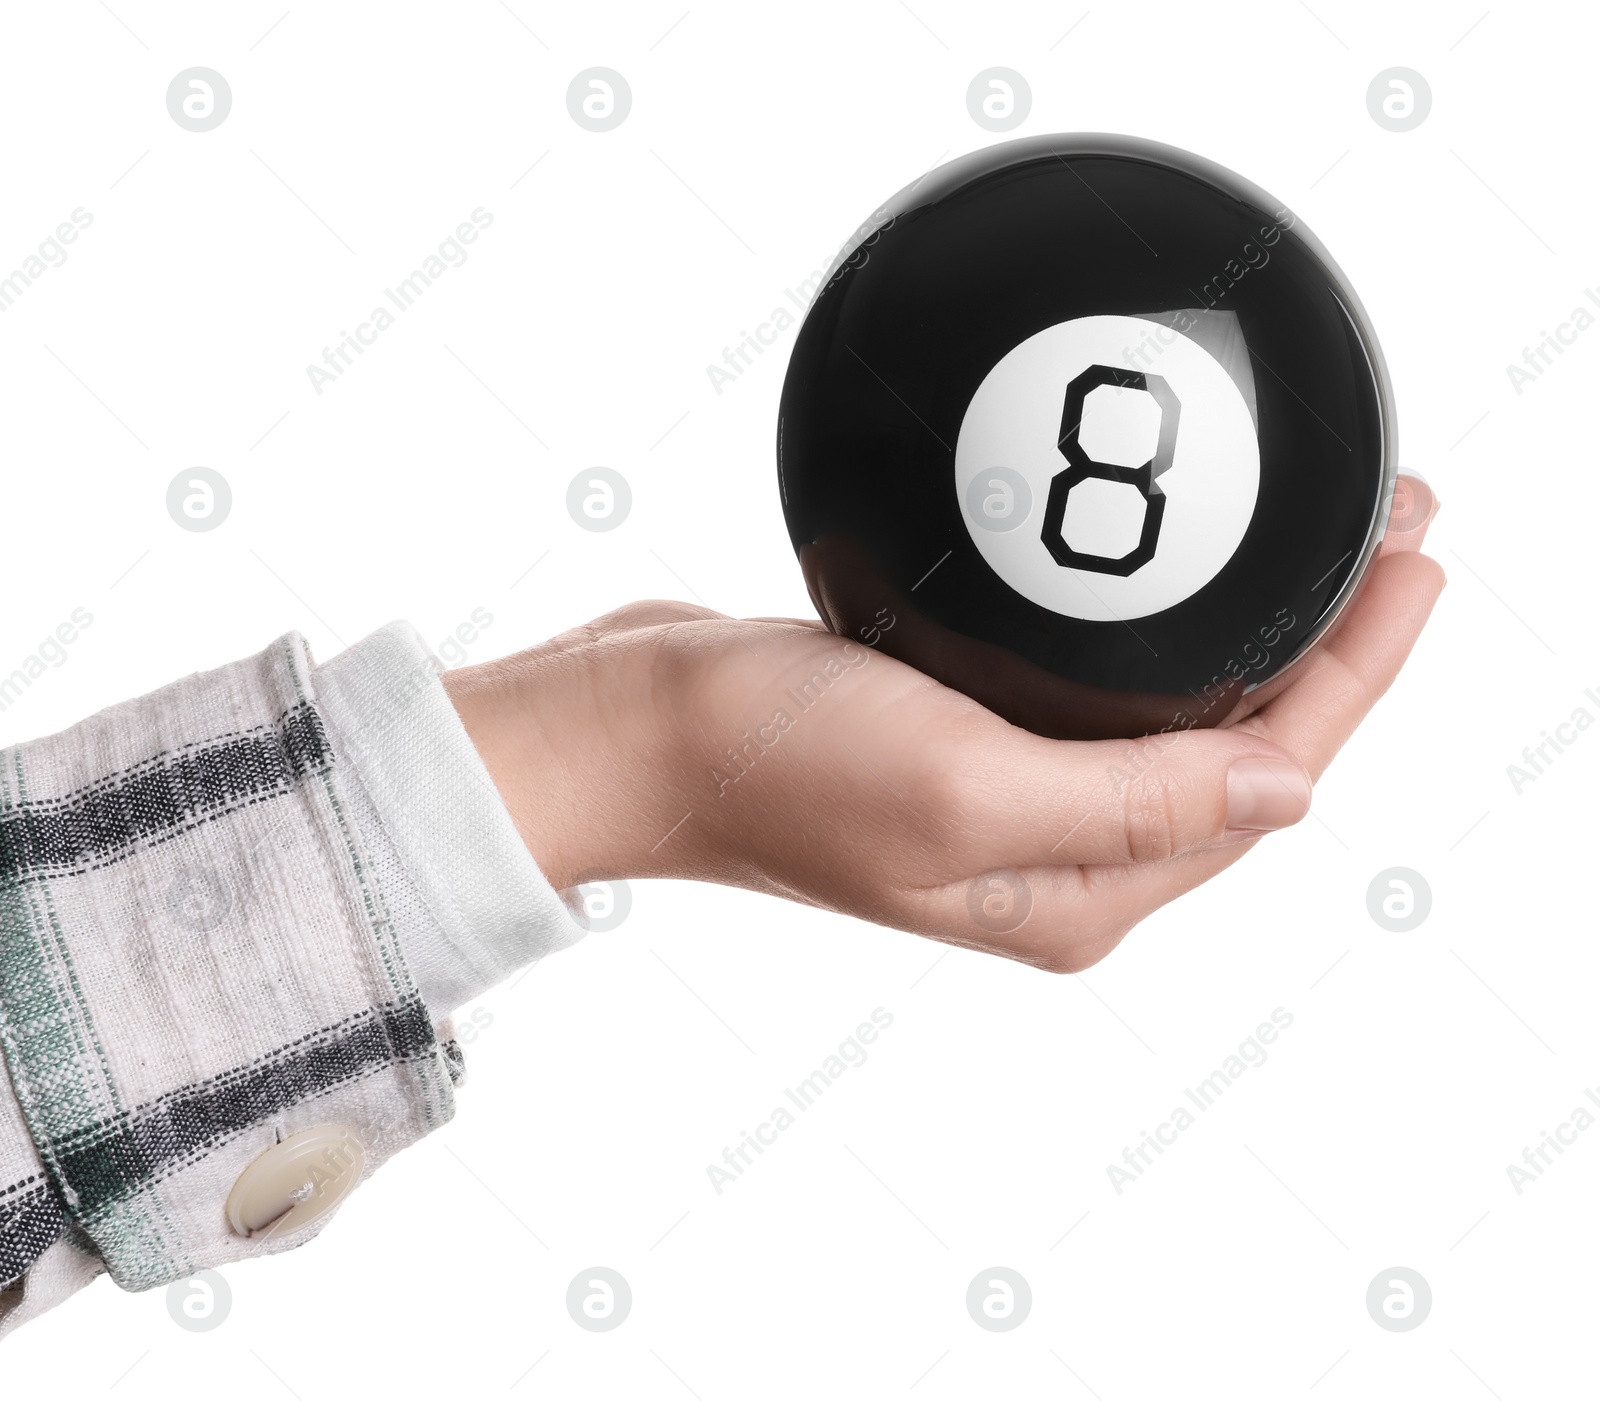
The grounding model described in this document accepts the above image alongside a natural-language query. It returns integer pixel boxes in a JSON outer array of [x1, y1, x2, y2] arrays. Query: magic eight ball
[[777, 134, 1397, 740]]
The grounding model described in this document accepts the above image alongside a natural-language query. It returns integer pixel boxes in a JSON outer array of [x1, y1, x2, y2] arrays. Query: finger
[[899, 838, 1257, 973], [1232, 548, 1445, 779], [1053, 837, 1262, 969], [1376, 474, 1440, 557], [915, 551, 1444, 967], [919, 713, 1315, 872], [1223, 476, 1439, 725]]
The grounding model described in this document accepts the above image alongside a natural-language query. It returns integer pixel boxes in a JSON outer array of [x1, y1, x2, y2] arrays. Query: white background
[[0, 1, 1592, 1395]]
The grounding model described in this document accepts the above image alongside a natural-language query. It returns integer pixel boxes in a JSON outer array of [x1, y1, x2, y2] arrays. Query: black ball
[[777, 134, 1396, 740]]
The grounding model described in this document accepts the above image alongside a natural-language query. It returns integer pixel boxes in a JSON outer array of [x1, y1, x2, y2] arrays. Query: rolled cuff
[[0, 631, 460, 1306], [312, 621, 586, 1015]]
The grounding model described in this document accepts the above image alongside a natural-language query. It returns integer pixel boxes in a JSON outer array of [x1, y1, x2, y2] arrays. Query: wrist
[[440, 633, 690, 891]]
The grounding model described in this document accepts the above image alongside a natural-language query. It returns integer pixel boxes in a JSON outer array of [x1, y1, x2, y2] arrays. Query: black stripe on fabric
[[52, 998, 436, 1221], [440, 1038, 466, 1087], [0, 1180, 68, 1288], [0, 703, 333, 885]]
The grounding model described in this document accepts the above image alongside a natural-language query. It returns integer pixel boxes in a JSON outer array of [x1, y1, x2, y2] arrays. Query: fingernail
[[1387, 477, 1440, 552], [1226, 758, 1312, 834]]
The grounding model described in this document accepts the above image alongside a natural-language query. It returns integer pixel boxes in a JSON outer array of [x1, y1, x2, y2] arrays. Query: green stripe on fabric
[[0, 747, 190, 1290]]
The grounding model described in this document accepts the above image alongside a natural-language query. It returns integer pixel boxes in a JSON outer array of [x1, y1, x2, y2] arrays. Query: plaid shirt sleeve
[[0, 623, 585, 1337]]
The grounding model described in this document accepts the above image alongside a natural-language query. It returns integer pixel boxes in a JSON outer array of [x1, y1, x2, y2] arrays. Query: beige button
[[226, 1125, 366, 1240]]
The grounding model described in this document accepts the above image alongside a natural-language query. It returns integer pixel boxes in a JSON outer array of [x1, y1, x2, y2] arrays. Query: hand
[[443, 479, 1443, 973]]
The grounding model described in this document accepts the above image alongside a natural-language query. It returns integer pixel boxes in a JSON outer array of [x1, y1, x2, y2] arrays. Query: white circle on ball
[[954, 314, 1260, 622]]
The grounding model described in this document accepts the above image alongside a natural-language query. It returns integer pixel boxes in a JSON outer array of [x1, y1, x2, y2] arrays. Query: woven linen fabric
[[0, 625, 586, 1339], [312, 621, 587, 1014]]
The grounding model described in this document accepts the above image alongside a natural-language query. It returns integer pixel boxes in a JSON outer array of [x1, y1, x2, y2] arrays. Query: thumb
[[949, 725, 1313, 869]]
